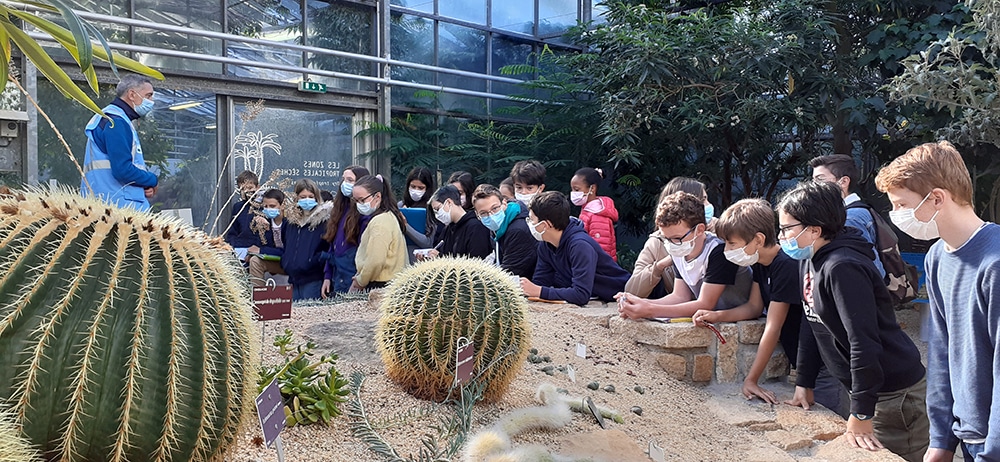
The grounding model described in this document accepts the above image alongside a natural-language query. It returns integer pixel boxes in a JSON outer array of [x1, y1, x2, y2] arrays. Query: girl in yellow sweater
[[349, 174, 408, 291]]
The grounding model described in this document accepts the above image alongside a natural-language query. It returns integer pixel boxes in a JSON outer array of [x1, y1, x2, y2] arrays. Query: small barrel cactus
[[0, 188, 259, 461], [375, 257, 531, 403]]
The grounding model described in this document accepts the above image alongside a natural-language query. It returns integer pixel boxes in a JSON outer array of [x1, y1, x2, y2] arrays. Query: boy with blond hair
[[876, 141, 999, 462]]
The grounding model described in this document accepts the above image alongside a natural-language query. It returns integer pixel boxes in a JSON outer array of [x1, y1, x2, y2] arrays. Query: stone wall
[[608, 316, 789, 384]]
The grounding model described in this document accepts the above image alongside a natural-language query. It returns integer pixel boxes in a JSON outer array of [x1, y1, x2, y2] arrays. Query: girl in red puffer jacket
[[570, 167, 619, 261]]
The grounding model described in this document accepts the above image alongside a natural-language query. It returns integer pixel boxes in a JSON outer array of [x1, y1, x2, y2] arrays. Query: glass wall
[[538, 0, 578, 36], [50, 0, 586, 117], [133, 0, 224, 74], [491, 35, 535, 111], [386, 0, 585, 114], [227, 0, 304, 82], [306, 0, 376, 91], [232, 102, 354, 193], [439, 0, 485, 24], [493, 0, 534, 35], [390, 13, 435, 107]]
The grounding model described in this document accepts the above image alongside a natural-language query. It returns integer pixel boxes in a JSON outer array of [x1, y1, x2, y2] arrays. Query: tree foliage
[[890, 0, 1000, 219], [376, 0, 979, 236]]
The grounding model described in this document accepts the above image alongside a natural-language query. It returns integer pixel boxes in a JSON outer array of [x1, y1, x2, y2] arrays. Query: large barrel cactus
[[0, 188, 259, 461], [375, 257, 531, 403]]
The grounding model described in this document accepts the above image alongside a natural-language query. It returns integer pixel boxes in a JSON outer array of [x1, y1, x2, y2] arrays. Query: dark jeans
[[330, 247, 359, 294], [292, 280, 323, 301], [963, 442, 985, 462], [814, 365, 850, 419]]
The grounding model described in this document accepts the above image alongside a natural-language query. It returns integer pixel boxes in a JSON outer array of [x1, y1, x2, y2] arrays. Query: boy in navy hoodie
[[876, 141, 1000, 462], [225, 170, 262, 263], [520, 191, 629, 305], [777, 181, 928, 462]]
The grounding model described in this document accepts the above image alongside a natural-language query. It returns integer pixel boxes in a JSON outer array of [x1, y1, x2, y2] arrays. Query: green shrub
[[259, 329, 350, 426]]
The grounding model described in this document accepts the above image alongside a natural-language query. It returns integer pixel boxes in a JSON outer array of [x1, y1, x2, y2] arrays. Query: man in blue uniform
[[80, 74, 158, 211]]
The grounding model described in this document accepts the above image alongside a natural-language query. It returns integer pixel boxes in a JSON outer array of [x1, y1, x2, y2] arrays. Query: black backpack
[[846, 202, 920, 306]]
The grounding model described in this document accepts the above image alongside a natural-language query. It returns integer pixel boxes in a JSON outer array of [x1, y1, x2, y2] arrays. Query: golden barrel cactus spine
[[0, 188, 259, 461], [375, 257, 531, 403]]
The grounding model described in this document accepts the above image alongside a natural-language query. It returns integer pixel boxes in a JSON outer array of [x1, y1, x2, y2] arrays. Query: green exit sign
[[298, 81, 327, 93]]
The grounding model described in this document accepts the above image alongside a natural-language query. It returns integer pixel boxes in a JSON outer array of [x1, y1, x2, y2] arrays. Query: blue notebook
[[400, 207, 427, 245]]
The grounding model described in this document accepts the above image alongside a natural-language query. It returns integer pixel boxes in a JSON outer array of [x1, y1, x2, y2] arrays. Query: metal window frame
[[20, 3, 534, 97]]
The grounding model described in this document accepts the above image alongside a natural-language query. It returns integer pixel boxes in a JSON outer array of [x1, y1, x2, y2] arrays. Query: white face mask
[[409, 189, 425, 202], [528, 219, 546, 241], [459, 194, 467, 205], [664, 227, 698, 258], [515, 192, 536, 204], [435, 201, 453, 225], [666, 239, 695, 258], [889, 192, 940, 241], [570, 191, 588, 206], [724, 244, 759, 267]]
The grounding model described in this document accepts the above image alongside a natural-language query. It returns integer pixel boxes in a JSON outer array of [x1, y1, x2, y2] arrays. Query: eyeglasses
[[476, 203, 504, 219], [777, 222, 805, 238], [657, 226, 696, 245], [525, 217, 545, 229], [352, 192, 376, 204]]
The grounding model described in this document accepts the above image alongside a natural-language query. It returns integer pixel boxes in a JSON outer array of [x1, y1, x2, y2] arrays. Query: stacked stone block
[[609, 317, 789, 384]]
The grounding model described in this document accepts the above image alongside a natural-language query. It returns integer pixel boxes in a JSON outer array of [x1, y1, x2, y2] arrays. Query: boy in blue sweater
[[520, 191, 629, 305], [876, 141, 1000, 462]]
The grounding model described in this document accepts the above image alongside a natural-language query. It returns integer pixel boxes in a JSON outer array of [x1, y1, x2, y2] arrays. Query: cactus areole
[[375, 257, 531, 403], [0, 189, 259, 461]]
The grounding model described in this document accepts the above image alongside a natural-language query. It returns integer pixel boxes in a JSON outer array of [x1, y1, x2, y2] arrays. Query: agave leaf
[[82, 20, 118, 78], [46, 0, 93, 74], [9, 10, 162, 81], [0, 18, 102, 114], [11, 1, 58, 12], [0, 27, 9, 84], [8, 11, 95, 91]]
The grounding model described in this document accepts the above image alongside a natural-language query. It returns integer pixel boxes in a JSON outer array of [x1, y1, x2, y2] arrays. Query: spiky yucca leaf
[[375, 257, 530, 403], [0, 187, 259, 462]]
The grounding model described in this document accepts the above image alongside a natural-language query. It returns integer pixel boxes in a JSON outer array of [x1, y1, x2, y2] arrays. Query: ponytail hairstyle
[[574, 167, 604, 194], [354, 174, 406, 233], [325, 165, 370, 243]]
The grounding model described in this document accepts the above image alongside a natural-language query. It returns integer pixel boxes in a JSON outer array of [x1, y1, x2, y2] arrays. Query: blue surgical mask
[[356, 201, 374, 216], [297, 198, 317, 211], [262, 208, 280, 219], [480, 209, 506, 232], [779, 227, 813, 260], [704, 202, 715, 223], [340, 181, 353, 197], [135, 98, 154, 117]]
